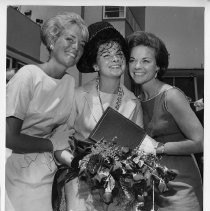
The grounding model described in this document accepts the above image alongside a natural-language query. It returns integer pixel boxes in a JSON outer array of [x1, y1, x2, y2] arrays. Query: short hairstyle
[[41, 12, 89, 52], [77, 21, 129, 73], [127, 31, 169, 78], [89, 35, 129, 70]]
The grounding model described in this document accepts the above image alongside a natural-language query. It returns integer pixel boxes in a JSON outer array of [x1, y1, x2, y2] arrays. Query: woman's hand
[[54, 138, 92, 167], [54, 150, 74, 166], [138, 134, 158, 155]]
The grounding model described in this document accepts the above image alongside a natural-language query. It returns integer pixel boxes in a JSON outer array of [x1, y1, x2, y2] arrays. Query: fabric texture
[[141, 87, 203, 211], [64, 77, 144, 211], [6, 65, 75, 211]]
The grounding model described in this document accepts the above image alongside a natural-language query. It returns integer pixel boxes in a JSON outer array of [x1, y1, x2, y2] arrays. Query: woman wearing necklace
[[127, 31, 203, 210], [55, 21, 157, 211]]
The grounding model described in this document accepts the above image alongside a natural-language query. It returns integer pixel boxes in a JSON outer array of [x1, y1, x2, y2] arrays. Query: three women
[[6, 12, 203, 211]]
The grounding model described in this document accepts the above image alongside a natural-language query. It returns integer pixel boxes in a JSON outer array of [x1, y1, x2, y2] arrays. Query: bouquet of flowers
[[76, 137, 177, 211]]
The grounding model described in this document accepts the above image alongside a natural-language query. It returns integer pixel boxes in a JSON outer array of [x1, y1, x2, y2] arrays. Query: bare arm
[[6, 117, 53, 153], [163, 89, 203, 155]]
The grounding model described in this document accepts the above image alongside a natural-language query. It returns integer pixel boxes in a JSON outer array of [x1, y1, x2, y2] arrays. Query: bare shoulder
[[164, 86, 187, 101], [164, 86, 190, 112]]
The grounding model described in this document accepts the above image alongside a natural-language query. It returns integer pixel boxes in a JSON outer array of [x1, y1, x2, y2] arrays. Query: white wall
[[145, 7, 204, 69]]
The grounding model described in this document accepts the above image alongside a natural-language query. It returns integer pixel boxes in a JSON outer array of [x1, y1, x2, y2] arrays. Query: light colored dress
[[65, 78, 144, 211], [6, 65, 75, 211], [141, 87, 203, 211]]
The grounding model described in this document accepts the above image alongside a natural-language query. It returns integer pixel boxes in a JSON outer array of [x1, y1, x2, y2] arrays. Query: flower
[[77, 138, 177, 211]]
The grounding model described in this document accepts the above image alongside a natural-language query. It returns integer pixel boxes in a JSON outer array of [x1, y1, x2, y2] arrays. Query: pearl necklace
[[96, 77, 124, 112]]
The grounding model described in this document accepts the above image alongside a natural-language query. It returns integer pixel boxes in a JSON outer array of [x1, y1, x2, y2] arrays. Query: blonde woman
[[6, 12, 88, 211]]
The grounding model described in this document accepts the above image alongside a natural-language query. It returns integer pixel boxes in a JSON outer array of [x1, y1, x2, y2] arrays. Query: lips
[[66, 51, 77, 58], [134, 72, 145, 76], [109, 64, 121, 68]]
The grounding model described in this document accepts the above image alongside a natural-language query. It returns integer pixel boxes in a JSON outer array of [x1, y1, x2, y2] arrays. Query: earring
[[93, 65, 99, 72], [155, 71, 158, 78], [49, 44, 54, 51]]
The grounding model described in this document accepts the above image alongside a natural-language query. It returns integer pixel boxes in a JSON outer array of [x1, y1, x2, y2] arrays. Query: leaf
[[144, 171, 152, 187], [133, 173, 144, 181], [158, 179, 168, 192], [87, 154, 103, 174], [102, 192, 113, 204], [94, 169, 109, 182], [105, 175, 115, 192]]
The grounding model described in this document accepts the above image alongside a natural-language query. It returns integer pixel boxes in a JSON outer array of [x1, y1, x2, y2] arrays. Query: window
[[162, 76, 197, 107], [103, 6, 126, 19], [6, 57, 12, 69], [6, 56, 26, 70], [16, 61, 25, 69], [132, 74, 199, 112]]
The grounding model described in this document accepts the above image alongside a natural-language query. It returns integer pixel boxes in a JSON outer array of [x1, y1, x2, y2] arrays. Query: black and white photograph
[[1, 0, 209, 211]]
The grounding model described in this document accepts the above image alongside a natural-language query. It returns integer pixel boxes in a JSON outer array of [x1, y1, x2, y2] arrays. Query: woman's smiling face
[[129, 45, 159, 85], [95, 41, 126, 78], [52, 23, 85, 68]]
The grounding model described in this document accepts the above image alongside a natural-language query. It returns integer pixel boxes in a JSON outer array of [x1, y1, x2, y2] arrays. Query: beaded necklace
[[96, 77, 124, 113]]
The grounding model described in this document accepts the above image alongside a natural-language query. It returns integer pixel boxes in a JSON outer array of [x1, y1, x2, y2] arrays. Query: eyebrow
[[130, 56, 152, 59], [99, 48, 123, 55]]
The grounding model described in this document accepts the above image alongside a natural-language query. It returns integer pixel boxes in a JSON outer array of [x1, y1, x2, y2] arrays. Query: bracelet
[[52, 150, 61, 166]]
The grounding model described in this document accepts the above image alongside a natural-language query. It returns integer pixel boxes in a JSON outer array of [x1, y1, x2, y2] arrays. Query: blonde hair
[[41, 12, 89, 52]]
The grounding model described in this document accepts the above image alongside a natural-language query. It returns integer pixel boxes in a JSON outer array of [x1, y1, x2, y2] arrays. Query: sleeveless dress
[[141, 87, 203, 211], [6, 65, 75, 211]]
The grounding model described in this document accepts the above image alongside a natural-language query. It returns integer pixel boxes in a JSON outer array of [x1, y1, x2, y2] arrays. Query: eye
[[101, 53, 110, 58], [142, 59, 150, 63], [117, 52, 124, 57], [79, 42, 85, 48], [65, 37, 74, 43], [129, 58, 135, 63]]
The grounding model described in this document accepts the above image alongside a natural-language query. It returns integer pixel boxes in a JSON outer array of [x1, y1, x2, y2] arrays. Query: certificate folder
[[89, 107, 146, 149]]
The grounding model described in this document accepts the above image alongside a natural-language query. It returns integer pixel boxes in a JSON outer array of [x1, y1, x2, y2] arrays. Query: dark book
[[88, 107, 146, 149]]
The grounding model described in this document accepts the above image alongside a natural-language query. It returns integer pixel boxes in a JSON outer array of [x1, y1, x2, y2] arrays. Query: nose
[[112, 54, 120, 62], [135, 60, 142, 69]]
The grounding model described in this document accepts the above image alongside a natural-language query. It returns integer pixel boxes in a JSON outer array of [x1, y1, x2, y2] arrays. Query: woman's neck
[[39, 59, 67, 79], [141, 79, 163, 100], [98, 76, 121, 94]]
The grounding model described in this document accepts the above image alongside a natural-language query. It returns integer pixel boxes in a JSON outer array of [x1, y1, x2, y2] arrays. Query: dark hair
[[127, 31, 169, 78], [77, 21, 129, 73], [88, 33, 129, 71]]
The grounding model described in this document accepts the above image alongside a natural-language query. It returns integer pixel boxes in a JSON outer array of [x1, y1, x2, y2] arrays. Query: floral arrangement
[[77, 138, 177, 211]]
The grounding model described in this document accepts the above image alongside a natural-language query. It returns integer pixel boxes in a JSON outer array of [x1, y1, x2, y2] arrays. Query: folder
[[89, 107, 146, 149]]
